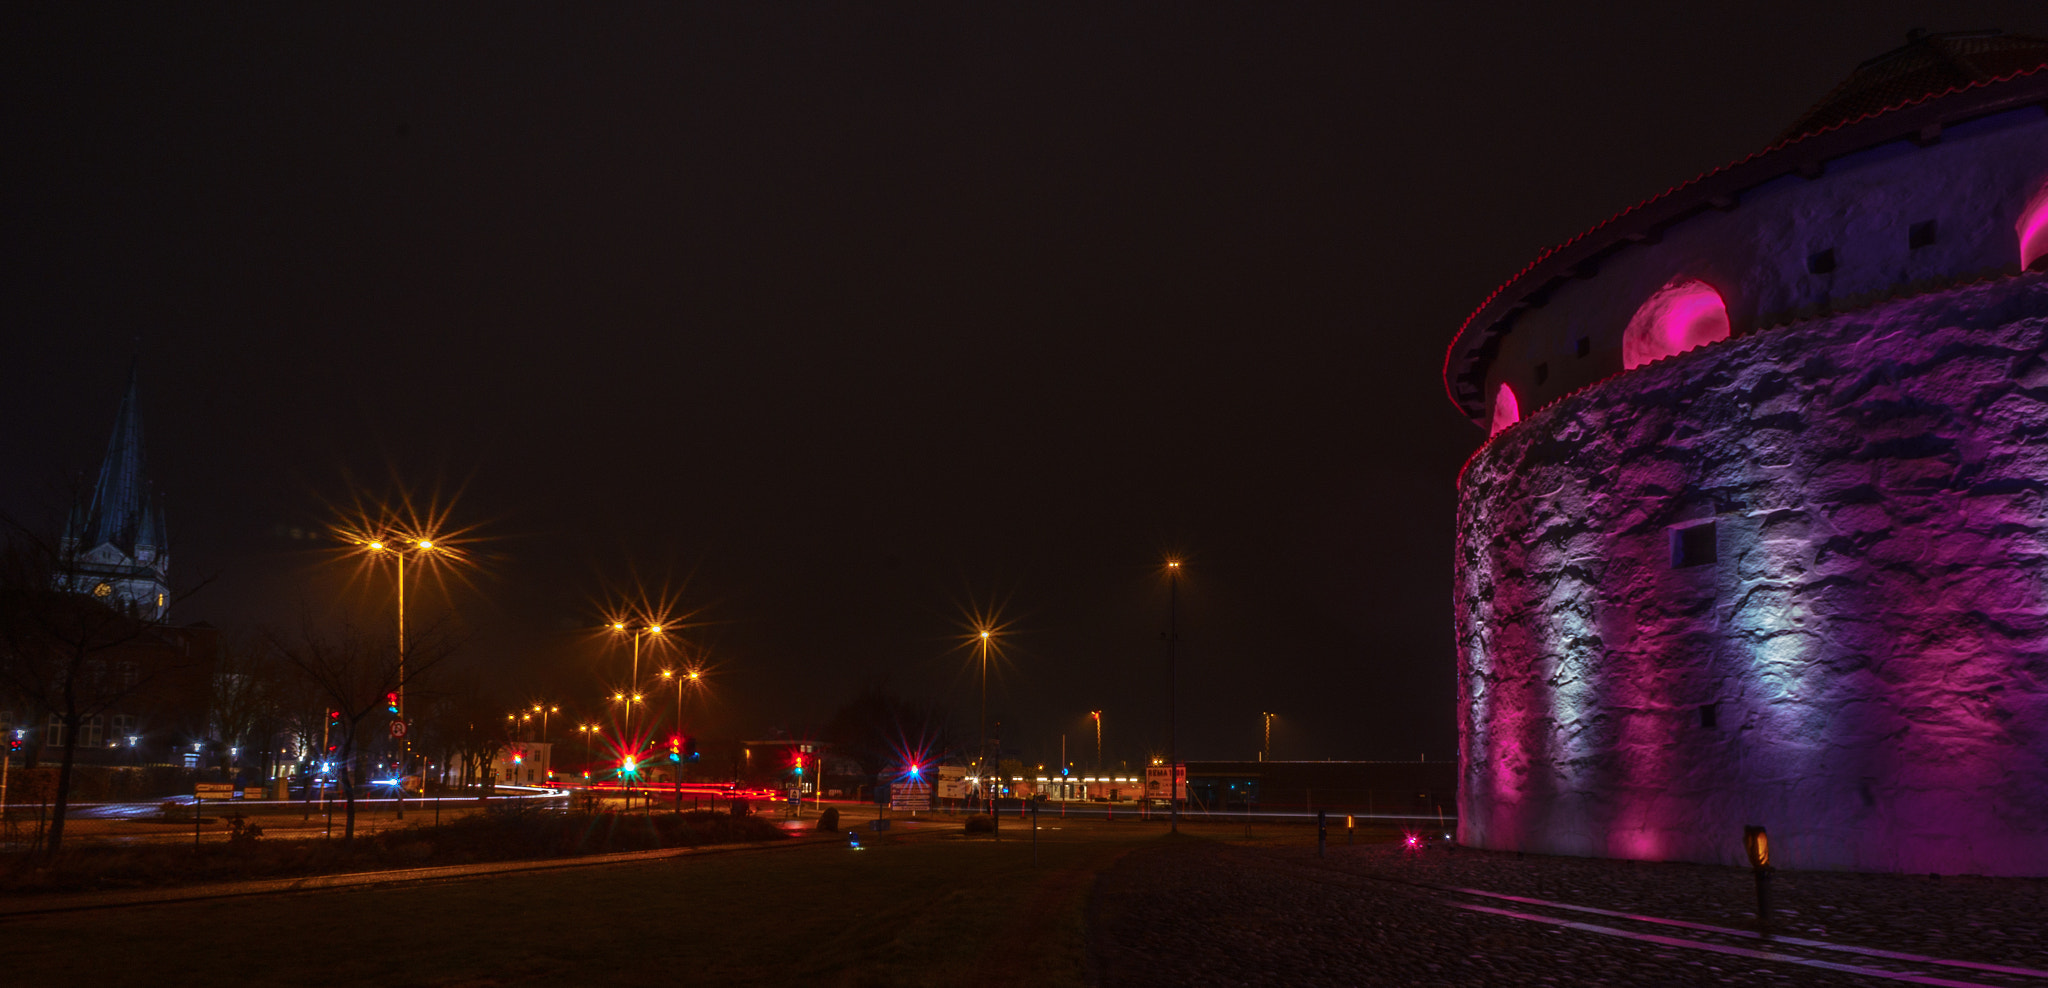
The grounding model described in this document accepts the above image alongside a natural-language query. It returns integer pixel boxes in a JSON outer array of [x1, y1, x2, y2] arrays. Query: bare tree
[[267, 616, 460, 843], [0, 528, 206, 855], [429, 675, 513, 793], [824, 681, 956, 784], [208, 631, 286, 776]]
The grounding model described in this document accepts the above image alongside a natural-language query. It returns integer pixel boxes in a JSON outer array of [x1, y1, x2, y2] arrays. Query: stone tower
[[1445, 32, 2048, 875]]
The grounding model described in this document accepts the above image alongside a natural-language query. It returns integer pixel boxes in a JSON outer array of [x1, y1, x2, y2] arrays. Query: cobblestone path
[[1087, 836, 2048, 987]]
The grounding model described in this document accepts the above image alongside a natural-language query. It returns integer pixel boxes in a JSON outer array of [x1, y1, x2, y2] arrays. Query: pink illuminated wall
[[2022, 179, 2048, 271], [1620, 277, 1730, 369], [1489, 383, 1520, 436], [1455, 276, 2048, 876]]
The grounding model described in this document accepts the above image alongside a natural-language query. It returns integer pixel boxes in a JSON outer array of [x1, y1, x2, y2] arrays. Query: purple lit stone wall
[[1455, 274, 2048, 875]]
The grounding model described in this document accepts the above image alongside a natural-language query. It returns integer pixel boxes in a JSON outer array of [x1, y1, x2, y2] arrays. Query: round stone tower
[[1447, 31, 2048, 875]]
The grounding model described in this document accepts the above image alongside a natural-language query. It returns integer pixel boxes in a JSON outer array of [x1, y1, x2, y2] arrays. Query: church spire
[[59, 361, 171, 620], [84, 361, 151, 554]]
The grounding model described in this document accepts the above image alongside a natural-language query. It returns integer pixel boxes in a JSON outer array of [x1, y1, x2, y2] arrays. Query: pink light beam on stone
[[1621, 277, 1730, 370], [1490, 382, 1520, 436], [2020, 179, 2048, 271]]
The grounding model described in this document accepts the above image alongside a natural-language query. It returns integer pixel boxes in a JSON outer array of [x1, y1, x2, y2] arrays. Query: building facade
[[1447, 32, 2048, 875]]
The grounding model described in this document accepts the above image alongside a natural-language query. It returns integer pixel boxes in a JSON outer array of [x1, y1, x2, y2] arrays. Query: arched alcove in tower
[[1489, 382, 1520, 436], [1621, 277, 1730, 370], [2020, 178, 2048, 271]]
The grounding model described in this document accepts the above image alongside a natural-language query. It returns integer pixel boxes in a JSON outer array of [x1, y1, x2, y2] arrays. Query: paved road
[[0, 788, 566, 849]]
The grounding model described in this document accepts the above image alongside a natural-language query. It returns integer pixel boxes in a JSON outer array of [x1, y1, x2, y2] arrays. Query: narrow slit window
[[1909, 220, 1937, 250], [1669, 520, 1718, 568], [1807, 248, 1836, 274], [1575, 336, 1591, 358], [1700, 703, 1718, 729], [1535, 362, 1549, 385]]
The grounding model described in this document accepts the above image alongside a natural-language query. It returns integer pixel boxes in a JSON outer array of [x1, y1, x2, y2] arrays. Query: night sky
[[6, 3, 2043, 771]]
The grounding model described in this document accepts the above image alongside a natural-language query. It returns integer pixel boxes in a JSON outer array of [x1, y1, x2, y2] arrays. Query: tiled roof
[[1440, 32, 2048, 424], [1780, 29, 2048, 142]]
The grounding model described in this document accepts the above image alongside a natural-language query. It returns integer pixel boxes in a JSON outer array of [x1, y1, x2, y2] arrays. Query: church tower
[[58, 364, 171, 621]]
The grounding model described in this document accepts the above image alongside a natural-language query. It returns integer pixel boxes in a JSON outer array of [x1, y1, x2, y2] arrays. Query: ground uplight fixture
[[1744, 825, 1772, 930]]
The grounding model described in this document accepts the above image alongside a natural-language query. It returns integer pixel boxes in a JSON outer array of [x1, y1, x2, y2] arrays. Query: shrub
[[817, 807, 840, 831], [964, 814, 995, 834]]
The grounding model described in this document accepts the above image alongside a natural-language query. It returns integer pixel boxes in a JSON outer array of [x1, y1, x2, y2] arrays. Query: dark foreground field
[[5, 817, 2044, 987]]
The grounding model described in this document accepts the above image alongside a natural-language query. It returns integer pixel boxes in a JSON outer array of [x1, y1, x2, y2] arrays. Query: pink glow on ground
[[1622, 278, 1730, 369], [2020, 180, 2048, 271], [1490, 383, 1520, 436]]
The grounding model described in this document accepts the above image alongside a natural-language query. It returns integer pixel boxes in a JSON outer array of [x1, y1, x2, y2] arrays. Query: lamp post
[[366, 537, 436, 809], [659, 668, 698, 812], [1166, 558, 1181, 834], [610, 622, 664, 763], [1261, 711, 1275, 762], [977, 629, 992, 803], [578, 724, 600, 779], [1089, 710, 1103, 774], [659, 670, 682, 742]]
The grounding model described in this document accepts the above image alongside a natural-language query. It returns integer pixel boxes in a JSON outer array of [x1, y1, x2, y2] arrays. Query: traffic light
[[7, 735, 21, 753], [792, 753, 804, 776], [384, 692, 400, 715], [667, 736, 681, 763], [328, 710, 342, 731], [684, 736, 699, 762]]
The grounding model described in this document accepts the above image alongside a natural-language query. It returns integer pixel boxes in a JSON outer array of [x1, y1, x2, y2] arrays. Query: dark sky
[[6, 3, 2043, 770]]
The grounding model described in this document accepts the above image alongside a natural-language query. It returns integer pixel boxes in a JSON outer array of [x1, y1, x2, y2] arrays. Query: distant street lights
[[1089, 710, 1103, 774], [1261, 711, 1276, 762], [533, 704, 557, 745]]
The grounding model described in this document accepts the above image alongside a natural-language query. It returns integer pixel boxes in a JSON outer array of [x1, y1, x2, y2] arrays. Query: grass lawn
[[3, 822, 1163, 987]]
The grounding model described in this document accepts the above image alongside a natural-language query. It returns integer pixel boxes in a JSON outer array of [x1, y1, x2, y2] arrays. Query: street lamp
[[1167, 559, 1183, 828], [1089, 710, 1103, 773], [365, 538, 436, 736], [1261, 711, 1276, 762], [533, 704, 556, 745], [610, 622, 664, 760], [578, 723, 600, 774], [364, 536, 439, 817], [977, 628, 993, 799]]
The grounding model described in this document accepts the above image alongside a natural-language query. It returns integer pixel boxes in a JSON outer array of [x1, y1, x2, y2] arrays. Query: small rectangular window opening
[[1700, 703, 1718, 729], [1908, 220, 1937, 250], [1807, 248, 1836, 274], [1669, 520, 1718, 568], [1575, 336, 1592, 358], [1534, 362, 1549, 385]]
